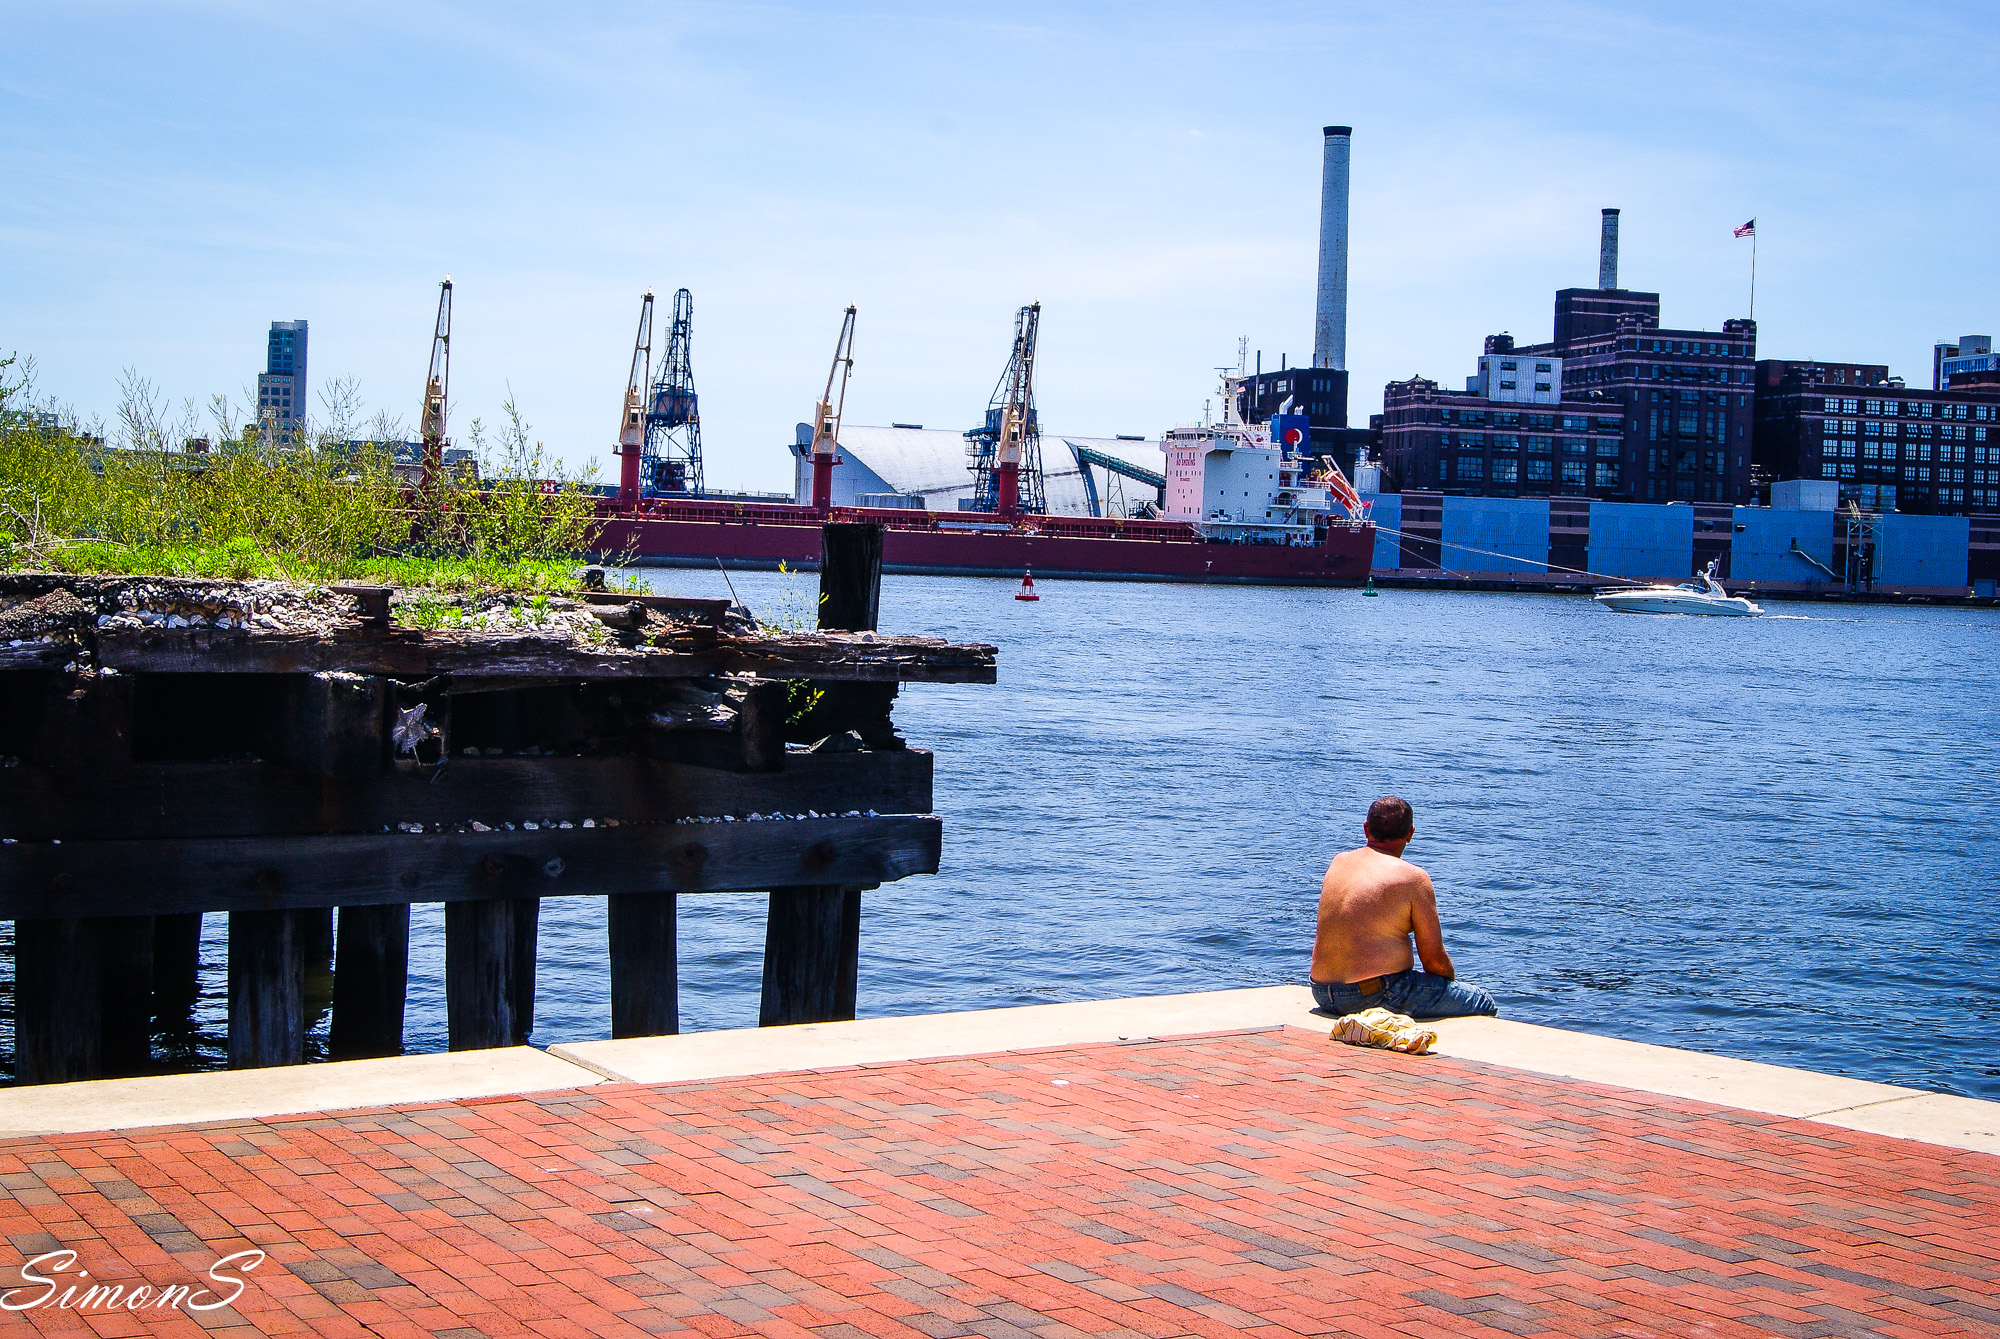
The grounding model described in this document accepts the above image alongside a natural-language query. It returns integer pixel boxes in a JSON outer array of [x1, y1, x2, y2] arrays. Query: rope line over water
[[1350, 515, 1668, 587]]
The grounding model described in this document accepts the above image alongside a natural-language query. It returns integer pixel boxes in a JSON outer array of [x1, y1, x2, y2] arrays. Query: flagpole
[[1750, 228, 1757, 321]]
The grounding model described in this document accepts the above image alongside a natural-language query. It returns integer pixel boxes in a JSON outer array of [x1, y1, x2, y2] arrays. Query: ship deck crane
[[615, 291, 655, 504], [418, 277, 452, 492], [642, 288, 703, 497], [809, 305, 858, 512], [967, 303, 1045, 517]]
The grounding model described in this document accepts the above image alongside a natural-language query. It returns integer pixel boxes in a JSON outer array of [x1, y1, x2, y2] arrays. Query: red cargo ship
[[593, 499, 1373, 586]]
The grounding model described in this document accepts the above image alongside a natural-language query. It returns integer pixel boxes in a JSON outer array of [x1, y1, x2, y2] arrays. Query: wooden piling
[[759, 885, 860, 1026], [227, 909, 304, 1069], [98, 915, 156, 1076], [819, 522, 885, 632], [446, 898, 539, 1050], [608, 892, 679, 1038], [756, 521, 885, 1025], [13, 919, 103, 1085], [328, 905, 410, 1059]]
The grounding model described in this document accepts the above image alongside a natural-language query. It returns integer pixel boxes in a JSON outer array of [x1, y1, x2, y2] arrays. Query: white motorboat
[[1593, 560, 1762, 617]]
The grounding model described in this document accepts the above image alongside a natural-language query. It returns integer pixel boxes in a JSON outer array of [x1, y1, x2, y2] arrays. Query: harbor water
[[4, 574, 1996, 1099]]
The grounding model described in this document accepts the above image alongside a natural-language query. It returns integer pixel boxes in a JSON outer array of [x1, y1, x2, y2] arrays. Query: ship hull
[[594, 503, 1373, 586]]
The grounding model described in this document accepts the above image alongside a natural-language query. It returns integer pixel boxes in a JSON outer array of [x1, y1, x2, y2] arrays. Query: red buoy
[[1015, 570, 1040, 602]]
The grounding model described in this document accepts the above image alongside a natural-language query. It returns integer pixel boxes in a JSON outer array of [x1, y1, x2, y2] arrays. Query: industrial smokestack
[[1598, 208, 1620, 290], [1314, 125, 1350, 372]]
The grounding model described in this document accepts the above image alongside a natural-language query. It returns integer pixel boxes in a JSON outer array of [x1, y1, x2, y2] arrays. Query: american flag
[[1734, 219, 1756, 238]]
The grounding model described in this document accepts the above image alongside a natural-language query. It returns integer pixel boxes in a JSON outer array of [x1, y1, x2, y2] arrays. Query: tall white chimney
[[1598, 208, 1620, 290], [1314, 126, 1350, 372]]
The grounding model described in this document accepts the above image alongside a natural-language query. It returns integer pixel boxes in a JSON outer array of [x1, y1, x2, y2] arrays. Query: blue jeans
[[1312, 969, 1497, 1020]]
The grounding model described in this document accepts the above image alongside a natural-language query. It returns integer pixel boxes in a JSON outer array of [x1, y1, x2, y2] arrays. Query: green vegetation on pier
[[0, 354, 611, 593]]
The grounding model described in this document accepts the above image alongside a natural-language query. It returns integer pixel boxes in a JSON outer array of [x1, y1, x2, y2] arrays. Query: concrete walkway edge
[[2, 984, 1995, 1153]]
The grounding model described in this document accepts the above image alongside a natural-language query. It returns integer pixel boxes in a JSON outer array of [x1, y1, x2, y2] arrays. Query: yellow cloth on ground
[[1330, 1007, 1438, 1056]]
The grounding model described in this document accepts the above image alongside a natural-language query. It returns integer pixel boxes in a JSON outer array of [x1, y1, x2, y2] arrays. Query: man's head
[[1364, 795, 1415, 851]]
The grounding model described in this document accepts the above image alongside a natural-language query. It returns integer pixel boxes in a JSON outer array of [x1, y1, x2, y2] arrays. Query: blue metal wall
[[1730, 507, 1836, 583], [1365, 494, 1402, 569], [1587, 502, 1694, 580], [1441, 497, 1549, 572], [1875, 515, 1970, 588]]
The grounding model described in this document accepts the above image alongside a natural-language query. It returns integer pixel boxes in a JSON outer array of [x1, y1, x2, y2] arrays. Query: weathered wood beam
[[95, 627, 996, 684], [0, 750, 934, 842], [0, 814, 941, 918], [276, 672, 389, 778], [608, 892, 678, 1038]]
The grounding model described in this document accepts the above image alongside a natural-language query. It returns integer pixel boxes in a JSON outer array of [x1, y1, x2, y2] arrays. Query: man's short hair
[[1366, 795, 1414, 842]]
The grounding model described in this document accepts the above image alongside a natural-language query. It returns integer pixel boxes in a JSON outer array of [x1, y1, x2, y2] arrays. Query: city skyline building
[[257, 319, 307, 439], [1934, 335, 1995, 390]]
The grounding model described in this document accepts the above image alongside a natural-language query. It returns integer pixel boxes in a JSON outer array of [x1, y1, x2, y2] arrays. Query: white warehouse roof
[[793, 424, 1166, 517]]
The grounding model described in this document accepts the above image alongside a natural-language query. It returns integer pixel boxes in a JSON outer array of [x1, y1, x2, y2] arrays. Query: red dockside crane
[[616, 291, 655, 505], [809, 305, 857, 512], [418, 277, 452, 494], [967, 302, 1045, 518]]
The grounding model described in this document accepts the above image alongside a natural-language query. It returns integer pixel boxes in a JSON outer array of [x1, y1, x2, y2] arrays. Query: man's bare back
[[1311, 845, 1454, 985], [1308, 796, 1496, 1020]]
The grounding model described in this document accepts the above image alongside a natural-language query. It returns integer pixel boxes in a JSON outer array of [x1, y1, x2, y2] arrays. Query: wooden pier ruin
[[0, 524, 995, 1084]]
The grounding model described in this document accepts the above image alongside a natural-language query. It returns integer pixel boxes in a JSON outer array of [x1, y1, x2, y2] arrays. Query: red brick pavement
[[1, 1025, 1996, 1338]]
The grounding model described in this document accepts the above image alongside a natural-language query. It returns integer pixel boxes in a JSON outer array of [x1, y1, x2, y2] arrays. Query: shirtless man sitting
[[1310, 796, 1497, 1020]]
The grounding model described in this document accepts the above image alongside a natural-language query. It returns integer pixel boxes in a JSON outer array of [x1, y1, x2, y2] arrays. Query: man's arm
[[1408, 873, 1456, 979]]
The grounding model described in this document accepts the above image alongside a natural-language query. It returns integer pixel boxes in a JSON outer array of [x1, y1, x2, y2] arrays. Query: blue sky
[[5, 2, 1996, 491]]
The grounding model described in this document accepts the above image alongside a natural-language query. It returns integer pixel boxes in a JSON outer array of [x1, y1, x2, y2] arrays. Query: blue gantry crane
[[966, 303, 1046, 516], [642, 288, 703, 497]]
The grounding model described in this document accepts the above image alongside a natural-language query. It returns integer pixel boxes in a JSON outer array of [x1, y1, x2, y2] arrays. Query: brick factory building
[[1752, 361, 2000, 515], [1373, 205, 1760, 505], [1376, 341, 1628, 498]]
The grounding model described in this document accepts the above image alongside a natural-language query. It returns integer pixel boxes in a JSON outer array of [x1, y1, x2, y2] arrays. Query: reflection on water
[[3, 573, 1995, 1097]]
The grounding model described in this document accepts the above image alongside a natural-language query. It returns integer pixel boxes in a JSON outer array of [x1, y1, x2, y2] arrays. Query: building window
[[1821, 462, 1839, 478], [1492, 459, 1519, 483], [1526, 459, 1552, 482], [1457, 456, 1484, 480], [1534, 382, 1551, 392], [1595, 439, 1619, 458], [1561, 438, 1586, 456], [1499, 381, 1517, 390], [1491, 434, 1519, 451], [1594, 463, 1617, 488], [1561, 460, 1586, 485], [1535, 363, 1552, 373]]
